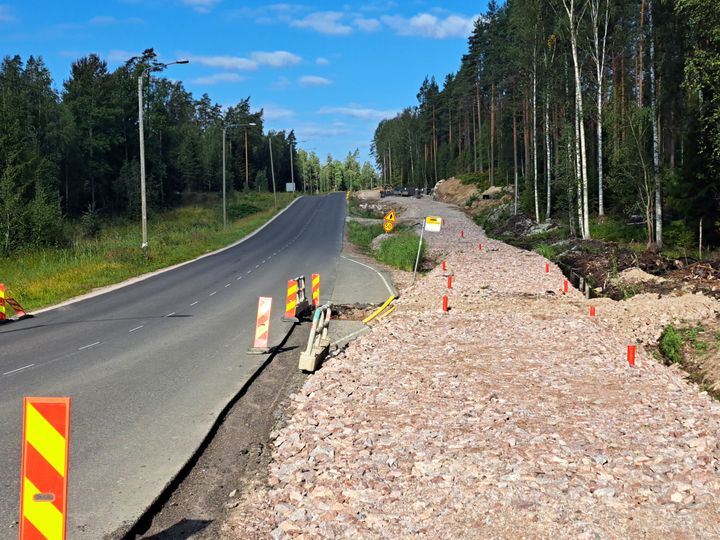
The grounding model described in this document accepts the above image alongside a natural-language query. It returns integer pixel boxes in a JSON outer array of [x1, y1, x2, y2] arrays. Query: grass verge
[[1, 192, 297, 310], [346, 221, 425, 272]]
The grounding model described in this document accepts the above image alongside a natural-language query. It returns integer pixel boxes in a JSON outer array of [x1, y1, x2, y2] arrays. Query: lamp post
[[138, 59, 188, 255], [222, 122, 256, 227], [268, 134, 278, 207]]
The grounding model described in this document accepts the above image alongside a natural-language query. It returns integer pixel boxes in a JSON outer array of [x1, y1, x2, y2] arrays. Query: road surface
[[0, 193, 345, 538]]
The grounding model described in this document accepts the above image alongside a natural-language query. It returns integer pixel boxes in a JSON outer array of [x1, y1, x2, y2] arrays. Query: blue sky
[[1, 1, 487, 165]]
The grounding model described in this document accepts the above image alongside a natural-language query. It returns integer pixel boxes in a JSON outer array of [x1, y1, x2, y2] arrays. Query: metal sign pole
[[412, 220, 426, 285]]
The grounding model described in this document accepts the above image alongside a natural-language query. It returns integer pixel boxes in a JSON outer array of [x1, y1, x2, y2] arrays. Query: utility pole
[[268, 135, 277, 206]]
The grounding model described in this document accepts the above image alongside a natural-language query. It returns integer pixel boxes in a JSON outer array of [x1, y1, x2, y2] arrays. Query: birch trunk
[[648, 0, 662, 248], [513, 110, 519, 215], [533, 43, 540, 224], [545, 93, 552, 220], [590, 0, 609, 217]]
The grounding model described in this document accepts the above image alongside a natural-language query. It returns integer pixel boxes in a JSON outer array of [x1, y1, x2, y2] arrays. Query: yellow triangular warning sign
[[384, 209, 397, 223]]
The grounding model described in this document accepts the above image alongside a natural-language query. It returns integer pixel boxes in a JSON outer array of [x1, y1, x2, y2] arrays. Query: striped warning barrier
[[311, 274, 320, 307], [248, 297, 273, 354], [19, 397, 71, 540], [282, 276, 309, 322], [0, 283, 31, 323]]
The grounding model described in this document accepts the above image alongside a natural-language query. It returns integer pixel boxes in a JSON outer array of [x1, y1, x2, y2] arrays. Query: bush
[[663, 220, 695, 251], [81, 204, 102, 239], [375, 230, 424, 271], [660, 326, 683, 363], [590, 217, 640, 243], [458, 171, 490, 188], [227, 203, 261, 221]]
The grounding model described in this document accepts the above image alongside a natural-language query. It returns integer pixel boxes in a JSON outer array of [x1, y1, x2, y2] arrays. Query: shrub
[[663, 220, 695, 251], [660, 326, 683, 363], [81, 204, 102, 239]]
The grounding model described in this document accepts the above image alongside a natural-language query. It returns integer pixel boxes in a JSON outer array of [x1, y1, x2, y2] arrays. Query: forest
[[0, 48, 377, 254], [372, 0, 720, 249]]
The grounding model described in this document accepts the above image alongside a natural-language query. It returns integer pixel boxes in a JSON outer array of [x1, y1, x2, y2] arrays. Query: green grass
[[347, 221, 384, 251], [375, 230, 425, 271], [589, 217, 643, 243], [0, 192, 297, 310], [534, 243, 558, 259]]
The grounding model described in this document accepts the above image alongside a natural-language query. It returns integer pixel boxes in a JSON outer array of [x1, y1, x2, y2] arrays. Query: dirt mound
[[434, 178, 478, 206]]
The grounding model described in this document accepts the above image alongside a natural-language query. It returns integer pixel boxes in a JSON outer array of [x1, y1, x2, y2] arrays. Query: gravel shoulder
[[223, 196, 720, 539]]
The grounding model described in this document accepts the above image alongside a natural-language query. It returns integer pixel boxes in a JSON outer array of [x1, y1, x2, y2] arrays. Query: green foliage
[[81, 204, 102, 239], [465, 194, 480, 207], [663, 220, 696, 250], [375, 230, 425, 271], [534, 243, 558, 259], [590, 218, 642, 243], [458, 172, 490, 188], [660, 326, 683, 364]]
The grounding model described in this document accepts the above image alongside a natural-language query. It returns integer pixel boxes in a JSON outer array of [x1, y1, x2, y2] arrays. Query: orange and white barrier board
[[20, 397, 71, 540], [282, 276, 309, 322], [311, 274, 320, 308], [249, 297, 273, 353], [0, 283, 5, 322], [284, 280, 298, 320], [0, 283, 31, 322]]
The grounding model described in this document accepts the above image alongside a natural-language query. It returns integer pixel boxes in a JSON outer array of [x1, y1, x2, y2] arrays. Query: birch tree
[[589, 0, 610, 217]]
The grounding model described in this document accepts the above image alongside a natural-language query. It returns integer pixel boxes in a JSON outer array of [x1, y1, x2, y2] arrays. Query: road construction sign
[[425, 216, 443, 232], [20, 397, 71, 540], [384, 209, 397, 223], [383, 221, 395, 233]]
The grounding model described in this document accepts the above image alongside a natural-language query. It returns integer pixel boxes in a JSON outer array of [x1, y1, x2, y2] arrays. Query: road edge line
[[339, 255, 398, 298], [32, 197, 305, 316]]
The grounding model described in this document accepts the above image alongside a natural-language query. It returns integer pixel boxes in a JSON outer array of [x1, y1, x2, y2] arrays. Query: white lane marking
[[247, 270, 252, 274], [129, 325, 144, 333], [261, 260, 266, 264], [236, 277, 242, 281], [166, 312, 176, 317], [79, 342, 100, 350], [190, 301, 199, 306], [225, 284, 231, 288], [255, 264, 260, 269], [3, 364, 35, 376], [340, 255, 396, 297], [209, 291, 217, 297]]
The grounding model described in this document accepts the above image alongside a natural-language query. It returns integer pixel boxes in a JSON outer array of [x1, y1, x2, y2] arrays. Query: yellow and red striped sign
[[0, 283, 6, 321], [20, 397, 71, 540], [311, 274, 320, 307], [253, 297, 272, 351], [284, 280, 298, 320]]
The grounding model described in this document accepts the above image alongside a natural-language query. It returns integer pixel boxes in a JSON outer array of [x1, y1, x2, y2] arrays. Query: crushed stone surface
[[223, 197, 720, 539]]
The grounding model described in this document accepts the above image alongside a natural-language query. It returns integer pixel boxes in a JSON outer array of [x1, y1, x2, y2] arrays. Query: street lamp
[[138, 59, 189, 255], [288, 139, 308, 194], [222, 122, 256, 227]]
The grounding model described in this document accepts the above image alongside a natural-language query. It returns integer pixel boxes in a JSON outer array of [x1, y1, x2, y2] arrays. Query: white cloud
[[189, 55, 257, 70], [315, 57, 330, 66], [0, 5, 16, 22], [319, 106, 397, 121], [261, 105, 295, 120], [291, 11, 352, 35], [107, 49, 139, 62], [381, 13, 477, 39], [299, 75, 332, 87], [192, 73, 244, 85], [181, 0, 222, 14], [354, 17, 380, 32], [89, 15, 116, 25], [272, 76, 292, 89], [250, 50, 301, 68], [297, 124, 349, 138]]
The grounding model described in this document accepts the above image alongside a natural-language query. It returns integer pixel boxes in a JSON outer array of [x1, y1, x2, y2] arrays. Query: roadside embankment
[[223, 196, 720, 539]]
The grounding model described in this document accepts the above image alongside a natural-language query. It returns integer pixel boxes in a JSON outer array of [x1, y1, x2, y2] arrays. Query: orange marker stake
[[563, 280, 569, 294], [460, 230, 464, 238], [442, 295, 449, 312], [447, 275, 453, 289], [545, 262, 550, 273], [590, 306, 596, 317], [479, 243, 483, 251], [442, 260, 447, 272], [628, 345, 636, 367]]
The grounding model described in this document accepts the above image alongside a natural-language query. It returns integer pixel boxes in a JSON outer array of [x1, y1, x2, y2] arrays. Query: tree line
[[372, 0, 720, 248], [0, 48, 378, 254]]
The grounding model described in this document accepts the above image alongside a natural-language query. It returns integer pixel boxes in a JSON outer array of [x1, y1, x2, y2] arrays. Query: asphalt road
[[0, 192, 346, 539]]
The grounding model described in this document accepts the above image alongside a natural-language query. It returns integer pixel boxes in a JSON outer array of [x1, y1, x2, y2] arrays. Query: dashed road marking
[[129, 325, 144, 333], [247, 270, 252, 274], [79, 342, 100, 351], [236, 277, 242, 281], [190, 301, 199, 306], [255, 264, 260, 269], [165, 312, 176, 317], [209, 291, 217, 297], [225, 283, 231, 288], [3, 364, 35, 376]]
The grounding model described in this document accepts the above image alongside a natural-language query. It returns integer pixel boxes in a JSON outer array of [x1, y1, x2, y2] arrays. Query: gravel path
[[224, 198, 720, 539]]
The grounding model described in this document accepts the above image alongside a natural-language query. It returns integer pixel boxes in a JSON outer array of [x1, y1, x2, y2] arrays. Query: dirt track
[[222, 196, 720, 539]]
